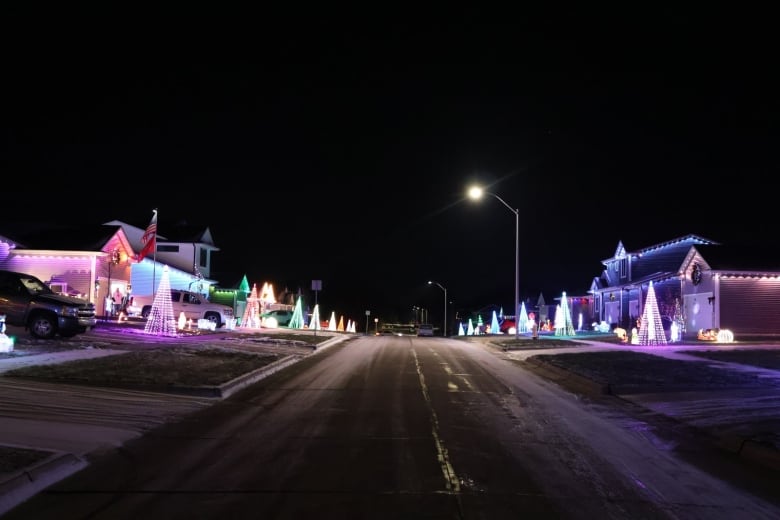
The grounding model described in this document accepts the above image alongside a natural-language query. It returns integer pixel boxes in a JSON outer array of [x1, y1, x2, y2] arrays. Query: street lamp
[[468, 185, 520, 339], [427, 280, 447, 337]]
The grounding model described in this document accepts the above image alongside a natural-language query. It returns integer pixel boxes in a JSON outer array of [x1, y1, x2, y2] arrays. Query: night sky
[[3, 10, 777, 324]]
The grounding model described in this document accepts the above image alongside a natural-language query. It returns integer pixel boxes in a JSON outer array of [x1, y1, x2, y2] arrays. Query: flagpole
[[152, 208, 158, 296]]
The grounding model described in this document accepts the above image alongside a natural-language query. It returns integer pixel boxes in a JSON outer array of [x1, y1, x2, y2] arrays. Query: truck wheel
[[204, 312, 222, 328], [29, 314, 57, 339]]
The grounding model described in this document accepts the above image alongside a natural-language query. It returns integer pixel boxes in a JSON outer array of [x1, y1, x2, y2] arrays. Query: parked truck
[[127, 288, 234, 329], [0, 269, 97, 339]]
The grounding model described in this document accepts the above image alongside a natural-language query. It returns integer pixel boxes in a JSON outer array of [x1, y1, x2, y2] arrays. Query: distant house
[[0, 219, 224, 315], [104, 219, 221, 297], [0, 224, 134, 312], [590, 234, 780, 338]]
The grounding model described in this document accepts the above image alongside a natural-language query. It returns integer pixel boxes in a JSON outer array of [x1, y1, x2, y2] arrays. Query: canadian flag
[[135, 209, 157, 262]]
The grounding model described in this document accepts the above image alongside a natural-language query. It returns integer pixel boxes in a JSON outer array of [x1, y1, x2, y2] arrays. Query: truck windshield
[[20, 275, 53, 294]]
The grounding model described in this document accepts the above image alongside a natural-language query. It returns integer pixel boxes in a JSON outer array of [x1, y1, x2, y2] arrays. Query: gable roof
[[693, 244, 780, 273], [2, 224, 128, 252], [104, 219, 216, 249], [604, 234, 719, 282]]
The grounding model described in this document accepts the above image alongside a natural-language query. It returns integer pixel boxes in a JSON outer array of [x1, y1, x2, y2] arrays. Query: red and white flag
[[135, 209, 158, 262]]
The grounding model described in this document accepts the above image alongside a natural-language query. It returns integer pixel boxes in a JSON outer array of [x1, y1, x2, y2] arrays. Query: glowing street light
[[468, 185, 520, 339], [427, 280, 447, 337]]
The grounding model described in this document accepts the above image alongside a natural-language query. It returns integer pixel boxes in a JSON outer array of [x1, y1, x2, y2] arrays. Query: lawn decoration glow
[[638, 281, 667, 346], [490, 310, 500, 334], [0, 314, 14, 353], [310, 304, 321, 330], [518, 302, 529, 333], [554, 292, 576, 336], [143, 265, 178, 337], [288, 296, 305, 329], [240, 284, 260, 328]]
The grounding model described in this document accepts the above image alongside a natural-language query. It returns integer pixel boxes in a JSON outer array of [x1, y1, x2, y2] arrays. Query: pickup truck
[[0, 269, 97, 339], [128, 289, 234, 329]]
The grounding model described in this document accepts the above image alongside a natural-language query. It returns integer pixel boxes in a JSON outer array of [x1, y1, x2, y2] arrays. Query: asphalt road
[[4, 334, 780, 519]]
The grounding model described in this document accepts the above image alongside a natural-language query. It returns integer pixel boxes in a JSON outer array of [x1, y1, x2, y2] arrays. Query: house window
[[199, 248, 208, 268], [620, 257, 628, 279]]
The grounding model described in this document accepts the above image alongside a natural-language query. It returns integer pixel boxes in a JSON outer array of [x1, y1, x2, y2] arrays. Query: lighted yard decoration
[[288, 296, 305, 329], [310, 304, 321, 330], [0, 314, 13, 353], [518, 302, 529, 333], [240, 284, 261, 329], [143, 265, 177, 337], [328, 311, 337, 331], [638, 281, 667, 346], [554, 292, 576, 337], [458, 322, 465, 336], [490, 310, 500, 334]]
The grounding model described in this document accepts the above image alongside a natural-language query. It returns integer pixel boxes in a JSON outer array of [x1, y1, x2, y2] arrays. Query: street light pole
[[468, 186, 520, 339], [427, 280, 447, 337]]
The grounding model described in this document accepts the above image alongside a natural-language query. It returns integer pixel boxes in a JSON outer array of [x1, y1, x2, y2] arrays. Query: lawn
[[3, 347, 282, 389]]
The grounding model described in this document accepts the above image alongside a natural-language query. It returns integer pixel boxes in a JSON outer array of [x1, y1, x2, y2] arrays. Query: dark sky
[[3, 10, 778, 324]]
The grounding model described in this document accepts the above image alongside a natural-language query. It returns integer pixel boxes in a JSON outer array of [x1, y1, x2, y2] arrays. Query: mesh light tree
[[639, 281, 668, 346], [491, 310, 500, 334], [518, 302, 529, 333], [144, 265, 177, 337], [310, 304, 321, 330], [288, 296, 305, 329], [240, 284, 260, 328], [554, 292, 577, 336]]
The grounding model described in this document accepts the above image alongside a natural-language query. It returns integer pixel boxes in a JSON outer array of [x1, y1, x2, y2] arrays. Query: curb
[[0, 452, 87, 516]]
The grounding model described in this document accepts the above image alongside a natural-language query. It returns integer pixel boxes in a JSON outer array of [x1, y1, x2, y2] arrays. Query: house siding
[[0, 255, 94, 299], [720, 277, 780, 336]]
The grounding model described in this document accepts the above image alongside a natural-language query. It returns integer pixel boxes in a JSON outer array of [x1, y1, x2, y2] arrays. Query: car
[[0, 269, 97, 339], [416, 323, 434, 336], [261, 309, 294, 328], [129, 289, 234, 329]]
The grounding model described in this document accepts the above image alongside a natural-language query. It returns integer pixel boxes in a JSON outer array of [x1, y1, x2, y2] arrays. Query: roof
[[2, 223, 124, 252], [695, 244, 780, 273]]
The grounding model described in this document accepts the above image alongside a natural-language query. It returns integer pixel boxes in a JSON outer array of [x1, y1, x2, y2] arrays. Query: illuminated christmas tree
[[490, 310, 500, 334], [288, 296, 305, 329], [458, 322, 465, 336], [337, 315, 345, 331], [144, 265, 177, 337], [555, 292, 576, 336], [240, 284, 260, 328], [328, 311, 337, 331], [310, 304, 321, 330], [467, 318, 474, 336], [639, 281, 667, 346], [261, 282, 277, 308], [518, 302, 529, 333]]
